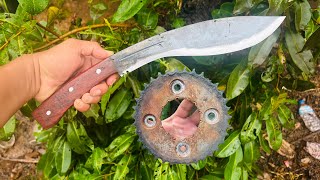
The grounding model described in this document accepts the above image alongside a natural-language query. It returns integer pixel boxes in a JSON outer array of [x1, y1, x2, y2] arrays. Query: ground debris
[[305, 142, 320, 160]]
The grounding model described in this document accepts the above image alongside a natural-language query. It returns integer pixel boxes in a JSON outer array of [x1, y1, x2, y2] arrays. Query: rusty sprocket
[[134, 71, 230, 163]]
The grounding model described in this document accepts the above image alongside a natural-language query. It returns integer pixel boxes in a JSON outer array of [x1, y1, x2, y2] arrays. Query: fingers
[[174, 99, 195, 118], [74, 99, 90, 112], [189, 110, 201, 125], [90, 81, 108, 96], [79, 40, 114, 60]]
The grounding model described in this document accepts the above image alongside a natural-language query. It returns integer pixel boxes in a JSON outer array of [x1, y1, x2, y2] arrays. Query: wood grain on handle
[[32, 58, 119, 129]]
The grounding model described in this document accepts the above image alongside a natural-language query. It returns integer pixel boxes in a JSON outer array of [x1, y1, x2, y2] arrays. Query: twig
[[0, 29, 24, 51], [36, 22, 61, 38], [0, 156, 38, 163], [290, 130, 320, 144], [34, 23, 136, 52]]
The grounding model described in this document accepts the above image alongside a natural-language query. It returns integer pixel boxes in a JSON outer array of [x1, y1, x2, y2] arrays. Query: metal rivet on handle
[[46, 110, 51, 116], [68, 87, 74, 92], [96, 69, 102, 74]]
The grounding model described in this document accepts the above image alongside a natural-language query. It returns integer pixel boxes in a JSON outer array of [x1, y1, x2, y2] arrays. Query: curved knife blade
[[33, 16, 285, 128], [113, 16, 285, 74]]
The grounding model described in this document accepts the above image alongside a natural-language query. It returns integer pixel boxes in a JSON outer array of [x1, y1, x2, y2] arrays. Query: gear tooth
[[157, 72, 162, 76], [200, 72, 204, 76]]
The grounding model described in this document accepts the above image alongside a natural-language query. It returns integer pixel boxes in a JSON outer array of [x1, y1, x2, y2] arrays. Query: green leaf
[[105, 133, 136, 161], [105, 88, 133, 122], [173, 164, 187, 180], [294, 0, 311, 31], [242, 168, 249, 180], [66, 120, 94, 154], [224, 146, 243, 180], [55, 140, 71, 175], [193, 55, 225, 66], [18, 0, 49, 15], [154, 160, 170, 180], [240, 112, 262, 144], [243, 141, 260, 168], [114, 154, 137, 180], [285, 30, 314, 75], [112, 0, 148, 23], [90, 3, 107, 20], [136, 8, 158, 30], [305, 20, 317, 39], [267, 0, 286, 15], [211, 2, 234, 19], [171, 18, 186, 29], [199, 174, 223, 180], [258, 131, 271, 154], [127, 75, 141, 98], [266, 116, 282, 150], [162, 58, 190, 72], [0, 116, 16, 141], [233, 0, 262, 15], [248, 29, 280, 67], [277, 104, 293, 126], [83, 104, 100, 120], [100, 62, 126, 114], [215, 130, 241, 158], [38, 151, 56, 178], [226, 59, 250, 100], [0, 48, 9, 65], [191, 158, 207, 170], [303, 27, 320, 52], [85, 147, 106, 174], [140, 157, 153, 180]]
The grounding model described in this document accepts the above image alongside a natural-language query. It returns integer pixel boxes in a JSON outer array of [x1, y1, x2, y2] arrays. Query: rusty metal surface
[[134, 71, 230, 163]]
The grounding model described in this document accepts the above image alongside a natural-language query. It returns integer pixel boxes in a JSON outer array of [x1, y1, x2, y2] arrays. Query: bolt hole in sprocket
[[134, 71, 230, 164]]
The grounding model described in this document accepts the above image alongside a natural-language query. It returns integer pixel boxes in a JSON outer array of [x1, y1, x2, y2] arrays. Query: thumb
[[79, 40, 113, 60]]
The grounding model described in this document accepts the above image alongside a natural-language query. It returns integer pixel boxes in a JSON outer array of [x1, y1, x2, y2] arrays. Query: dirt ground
[[258, 65, 320, 180]]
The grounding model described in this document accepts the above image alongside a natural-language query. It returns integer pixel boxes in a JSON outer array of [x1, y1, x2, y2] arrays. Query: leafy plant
[[0, 0, 319, 179]]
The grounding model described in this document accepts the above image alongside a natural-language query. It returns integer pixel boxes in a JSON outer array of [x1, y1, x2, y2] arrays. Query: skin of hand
[[161, 99, 200, 140], [34, 39, 119, 112], [0, 39, 118, 127]]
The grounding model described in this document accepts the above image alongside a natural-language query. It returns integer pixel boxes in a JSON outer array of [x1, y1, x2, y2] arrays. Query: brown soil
[[258, 65, 320, 180]]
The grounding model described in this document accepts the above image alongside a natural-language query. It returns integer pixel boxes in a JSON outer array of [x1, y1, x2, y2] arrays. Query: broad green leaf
[[154, 160, 170, 180], [248, 29, 280, 67], [127, 75, 141, 98], [240, 112, 262, 144], [105, 133, 136, 161], [85, 147, 107, 174], [305, 20, 317, 39], [303, 27, 320, 52], [15, 5, 31, 21], [224, 146, 243, 180], [136, 8, 158, 30], [66, 120, 94, 154], [191, 158, 207, 170], [266, 116, 282, 150], [140, 157, 153, 180], [112, 0, 148, 23], [243, 141, 260, 168], [37, 151, 55, 178], [294, 0, 311, 31], [258, 131, 271, 154], [20, 99, 37, 117], [101, 76, 126, 115], [242, 168, 249, 180], [161, 58, 190, 72], [277, 104, 293, 126], [193, 55, 225, 66], [114, 154, 136, 180], [259, 97, 271, 119], [199, 174, 223, 180], [233, 0, 262, 15], [285, 30, 314, 75], [211, 2, 234, 19], [0, 116, 16, 141], [83, 104, 100, 120], [215, 130, 241, 158], [18, 0, 49, 15], [55, 140, 71, 175], [90, 3, 107, 20], [267, 0, 286, 15], [226, 59, 250, 100], [173, 164, 187, 180], [105, 88, 133, 123], [171, 18, 185, 29]]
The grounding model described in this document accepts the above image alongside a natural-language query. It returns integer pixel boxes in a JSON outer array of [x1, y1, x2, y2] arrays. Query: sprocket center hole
[[161, 99, 200, 139]]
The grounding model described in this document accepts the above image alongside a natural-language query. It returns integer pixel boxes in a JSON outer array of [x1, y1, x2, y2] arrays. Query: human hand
[[162, 99, 200, 139], [34, 39, 119, 112]]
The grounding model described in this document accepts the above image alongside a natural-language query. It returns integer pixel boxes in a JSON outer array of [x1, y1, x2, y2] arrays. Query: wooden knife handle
[[32, 58, 118, 129]]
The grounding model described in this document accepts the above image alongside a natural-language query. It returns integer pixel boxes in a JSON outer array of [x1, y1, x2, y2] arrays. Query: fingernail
[[93, 89, 101, 96]]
